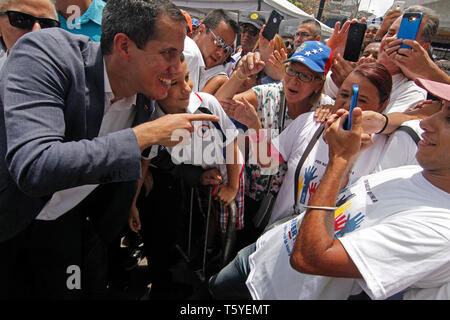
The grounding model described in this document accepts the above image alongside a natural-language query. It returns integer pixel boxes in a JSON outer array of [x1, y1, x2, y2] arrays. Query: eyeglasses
[[208, 28, 234, 55], [295, 31, 313, 39], [0, 10, 60, 30], [240, 24, 258, 37], [285, 66, 322, 83], [284, 41, 293, 48]]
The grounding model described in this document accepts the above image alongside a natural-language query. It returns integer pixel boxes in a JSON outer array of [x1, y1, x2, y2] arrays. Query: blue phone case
[[346, 85, 359, 130], [397, 12, 423, 49]]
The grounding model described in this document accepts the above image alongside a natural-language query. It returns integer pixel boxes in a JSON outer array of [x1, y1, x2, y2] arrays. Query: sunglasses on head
[[0, 10, 60, 30]]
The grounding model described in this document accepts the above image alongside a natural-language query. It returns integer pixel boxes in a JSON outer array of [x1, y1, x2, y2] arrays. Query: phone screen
[[397, 12, 423, 49], [343, 23, 367, 62], [346, 85, 359, 130], [261, 10, 283, 40]]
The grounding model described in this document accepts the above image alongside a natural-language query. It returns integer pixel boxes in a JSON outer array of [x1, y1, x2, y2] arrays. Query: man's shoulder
[[13, 28, 93, 58]]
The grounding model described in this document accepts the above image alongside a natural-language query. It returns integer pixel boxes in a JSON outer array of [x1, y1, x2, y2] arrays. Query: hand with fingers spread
[[265, 48, 288, 81], [314, 104, 340, 123], [221, 97, 261, 129]]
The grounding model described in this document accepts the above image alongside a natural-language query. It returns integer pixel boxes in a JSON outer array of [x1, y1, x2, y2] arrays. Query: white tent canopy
[[173, 0, 334, 38]]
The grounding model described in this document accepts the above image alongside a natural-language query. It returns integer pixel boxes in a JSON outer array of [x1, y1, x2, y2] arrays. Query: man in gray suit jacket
[[0, 0, 217, 299]]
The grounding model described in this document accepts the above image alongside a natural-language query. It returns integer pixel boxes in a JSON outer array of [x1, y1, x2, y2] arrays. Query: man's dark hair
[[202, 9, 239, 35], [101, 0, 186, 55]]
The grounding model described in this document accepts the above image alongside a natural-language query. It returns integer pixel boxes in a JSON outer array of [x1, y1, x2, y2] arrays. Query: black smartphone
[[397, 12, 423, 49], [262, 10, 284, 40], [343, 22, 367, 62]]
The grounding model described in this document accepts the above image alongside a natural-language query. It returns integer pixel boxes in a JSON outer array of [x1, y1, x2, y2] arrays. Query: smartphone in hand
[[262, 10, 284, 40], [345, 85, 359, 130], [397, 12, 423, 49], [391, 0, 405, 11], [343, 22, 367, 62]]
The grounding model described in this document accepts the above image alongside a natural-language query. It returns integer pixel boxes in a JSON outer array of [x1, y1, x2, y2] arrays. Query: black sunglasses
[[0, 10, 60, 30]]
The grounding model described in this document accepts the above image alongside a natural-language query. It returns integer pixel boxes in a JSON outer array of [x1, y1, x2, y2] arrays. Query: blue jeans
[[209, 243, 256, 300]]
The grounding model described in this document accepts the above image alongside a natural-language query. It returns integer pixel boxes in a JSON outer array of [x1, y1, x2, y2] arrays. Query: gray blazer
[[0, 29, 153, 242]]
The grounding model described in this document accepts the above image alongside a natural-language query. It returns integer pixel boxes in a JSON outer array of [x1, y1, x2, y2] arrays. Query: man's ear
[[315, 35, 321, 42], [198, 24, 207, 35], [113, 33, 134, 60]]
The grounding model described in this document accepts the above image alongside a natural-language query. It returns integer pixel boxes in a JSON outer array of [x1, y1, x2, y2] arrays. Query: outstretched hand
[[133, 113, 220, 149], [221, 97, 260, 129]]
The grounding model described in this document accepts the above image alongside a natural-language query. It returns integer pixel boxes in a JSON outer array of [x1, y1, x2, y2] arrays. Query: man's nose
[[31, 21, 42, 31]]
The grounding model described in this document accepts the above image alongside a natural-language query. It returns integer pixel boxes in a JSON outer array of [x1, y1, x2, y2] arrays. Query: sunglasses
[[240, 24, 258, 37], [285, 66, 322, 83], [284, 41, 293, 48], [208, 28, 233, 55], [0, 10, 60, 30]]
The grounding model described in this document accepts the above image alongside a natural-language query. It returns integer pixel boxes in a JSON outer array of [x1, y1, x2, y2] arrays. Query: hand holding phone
[[343, 22, 367, 62], [345, 85, 359, 130], [262, 10, 283, 40], [397, 12, 423, 49]]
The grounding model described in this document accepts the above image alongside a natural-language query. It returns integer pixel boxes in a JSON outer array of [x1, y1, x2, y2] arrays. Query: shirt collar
[[103, 60, 136, 109], [186, 92, 202, 113], [81, 0, 104, 25], [58, 0, 104, 26]]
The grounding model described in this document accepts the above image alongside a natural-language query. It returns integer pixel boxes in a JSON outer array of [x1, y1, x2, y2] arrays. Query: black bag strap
[[293, 124, 325, 211], [396, 125, 420, 145]]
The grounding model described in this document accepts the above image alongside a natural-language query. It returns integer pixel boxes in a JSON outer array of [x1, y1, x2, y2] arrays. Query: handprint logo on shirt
[[299, 166, 318, 204], [334, 212, 364, 238], [296, 176, 305, 203], [308, 182, 318, 203]]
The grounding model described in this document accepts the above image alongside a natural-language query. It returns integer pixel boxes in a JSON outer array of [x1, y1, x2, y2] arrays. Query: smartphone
[[397, 12, 423, 49], [345, 85, 359, 130], [262, 10, 284, 40], [343, 22, 367, 62], [391, 1, 405, 11]]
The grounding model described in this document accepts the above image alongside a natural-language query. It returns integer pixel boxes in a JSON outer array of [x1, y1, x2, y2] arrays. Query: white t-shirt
[[375, 119, 422, 172], [267, 112, 387, 226], [183, 36, 205, 92], [385, 74, 427, 113], [198, 64, 228, 92], [246, 165, 450, 300], [149, 92, 242, 182]]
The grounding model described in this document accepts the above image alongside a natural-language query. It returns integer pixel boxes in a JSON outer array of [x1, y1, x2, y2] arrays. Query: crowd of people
[[0, 0, 449, 301]]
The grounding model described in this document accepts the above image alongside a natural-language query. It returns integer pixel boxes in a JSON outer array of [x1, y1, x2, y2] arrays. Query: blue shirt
[[58, 0, 105, 41]]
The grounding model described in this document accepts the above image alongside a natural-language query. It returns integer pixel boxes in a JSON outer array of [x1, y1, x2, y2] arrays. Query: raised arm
[[290, 108, 370, 278], [215, 51, 265, 103]]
